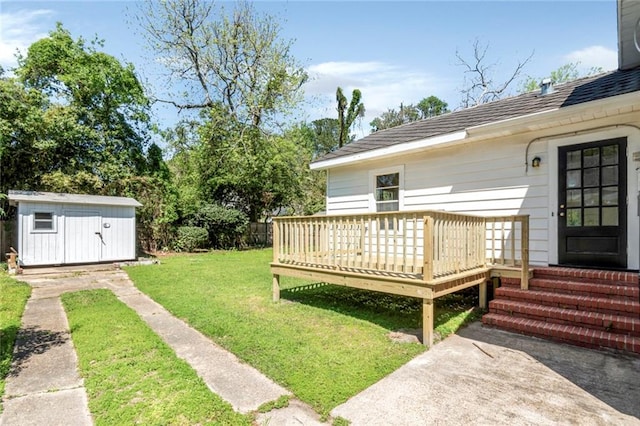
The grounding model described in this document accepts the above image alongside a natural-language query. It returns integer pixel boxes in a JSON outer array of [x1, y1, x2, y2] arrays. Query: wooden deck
[[270, 211, 529, 346]]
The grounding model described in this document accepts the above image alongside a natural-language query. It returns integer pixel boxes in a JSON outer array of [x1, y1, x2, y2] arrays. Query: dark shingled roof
[[314, 68, 640, 164]]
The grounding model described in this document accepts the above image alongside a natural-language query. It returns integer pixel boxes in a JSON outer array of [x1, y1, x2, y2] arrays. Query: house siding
[[325, 111, 640, 268]]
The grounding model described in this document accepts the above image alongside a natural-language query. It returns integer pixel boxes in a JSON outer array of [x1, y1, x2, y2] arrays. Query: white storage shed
[[8, 190, 142, 266]]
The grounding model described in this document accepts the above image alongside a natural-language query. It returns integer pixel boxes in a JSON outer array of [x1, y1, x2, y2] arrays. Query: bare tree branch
[[456, 39, 534, 108]]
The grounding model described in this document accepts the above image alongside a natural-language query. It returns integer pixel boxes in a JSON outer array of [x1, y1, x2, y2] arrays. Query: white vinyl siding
[[326, 135, 549, 264]]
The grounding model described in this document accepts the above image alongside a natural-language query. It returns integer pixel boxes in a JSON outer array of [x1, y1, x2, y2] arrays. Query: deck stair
[[483, 267, 640, 355]]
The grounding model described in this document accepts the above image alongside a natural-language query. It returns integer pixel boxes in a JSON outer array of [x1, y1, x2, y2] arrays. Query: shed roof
[[8, 190, 143, 207], [313, 68, 640, 165]]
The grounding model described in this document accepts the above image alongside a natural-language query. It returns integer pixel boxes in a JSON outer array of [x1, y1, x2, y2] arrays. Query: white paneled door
[[64, 210, 102, 263]]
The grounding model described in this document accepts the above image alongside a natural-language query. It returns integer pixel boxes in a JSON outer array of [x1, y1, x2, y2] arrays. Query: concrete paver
[[4, 297, 81, 396], [115, 290, 291, 413], [1, 388, 92, 426], [1, 288, 90, 426], [332, 322, 640, 425]]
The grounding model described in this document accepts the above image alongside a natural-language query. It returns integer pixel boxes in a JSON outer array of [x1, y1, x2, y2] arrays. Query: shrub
[[186, 204, 249, 249], [174, 226, 209, 252]]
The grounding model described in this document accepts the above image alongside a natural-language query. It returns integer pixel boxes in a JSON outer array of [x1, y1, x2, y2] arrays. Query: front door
[[558, 138, 627, 268]]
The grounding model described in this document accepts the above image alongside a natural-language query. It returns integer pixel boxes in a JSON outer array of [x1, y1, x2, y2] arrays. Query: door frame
[[548, 127, 640, 270], [557, 138, 627, 268]]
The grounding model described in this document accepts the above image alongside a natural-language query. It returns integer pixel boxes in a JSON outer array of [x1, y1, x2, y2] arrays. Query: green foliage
[[62, 290, 250, 425], [175, 226, 209, 252], [169, 107, 318, 221], [1, 22, 153, 219], [310, 118, 341, 157], [370, 96, 449, 132], [417, 96, 449, 119], [0, 73, 48, 196], [186, 203, 249, 249], [336, 87, 365, 147], [333, 417, 351, 426], [257, 395, 290, 413], [106, 175, 179, 253], [520, 62, 604, 93], [0, 275, 31, 399]]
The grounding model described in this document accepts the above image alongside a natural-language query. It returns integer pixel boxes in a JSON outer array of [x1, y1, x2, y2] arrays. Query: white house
[[311, 1, 640, 272], [8, 190, 141, 266]]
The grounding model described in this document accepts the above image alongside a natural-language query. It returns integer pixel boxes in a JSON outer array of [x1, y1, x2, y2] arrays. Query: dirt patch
[[388, 328, 435, 344]]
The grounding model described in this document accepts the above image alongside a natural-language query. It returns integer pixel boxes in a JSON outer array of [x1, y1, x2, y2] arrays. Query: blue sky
[[0, 1, 619, 137]]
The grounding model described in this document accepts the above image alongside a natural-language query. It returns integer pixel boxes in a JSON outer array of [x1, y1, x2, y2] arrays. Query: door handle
[[559, 212, 565, 217]]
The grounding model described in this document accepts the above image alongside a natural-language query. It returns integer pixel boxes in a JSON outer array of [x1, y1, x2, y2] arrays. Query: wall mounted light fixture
[[531, 156, 541, 168]]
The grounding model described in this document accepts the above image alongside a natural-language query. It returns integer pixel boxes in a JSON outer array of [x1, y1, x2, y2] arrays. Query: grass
[[61, 289, 251, 426], [126, 249, 481, 417], [0, 272, 31, 404]]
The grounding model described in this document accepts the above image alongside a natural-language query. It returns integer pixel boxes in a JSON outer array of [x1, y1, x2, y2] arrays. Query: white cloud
[[0, 9, 54, 69], [564, 45, 617, 72], [303, 61, 454, 136]]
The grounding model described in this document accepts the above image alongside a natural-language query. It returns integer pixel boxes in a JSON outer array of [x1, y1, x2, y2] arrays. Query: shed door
[[64, 210, 102, 263], [558, 138, 627, 268]]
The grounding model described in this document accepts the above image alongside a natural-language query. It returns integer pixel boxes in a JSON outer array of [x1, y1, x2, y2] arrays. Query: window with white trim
[[375, 173, 400, 212], [33, 212, 54, 231]]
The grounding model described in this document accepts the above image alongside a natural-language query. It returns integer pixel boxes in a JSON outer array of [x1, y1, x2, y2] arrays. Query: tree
[[417, 96, 449, 118], [310, 118, 341, 157], [336, 87, 365, 147], [370, 103, 419, 132], [13, 23, 150, 189], [0, 70, 47, 198], [137, 0, 307, 128], [520, 62, 604, 93], [456, 39, 534, 107], [369, 96, 449, 132]]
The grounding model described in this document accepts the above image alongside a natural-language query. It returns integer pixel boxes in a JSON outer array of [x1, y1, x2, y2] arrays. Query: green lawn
[[62, 290, 251, 426], [126, 249, 481, 416], [0, 273, 31, 404]]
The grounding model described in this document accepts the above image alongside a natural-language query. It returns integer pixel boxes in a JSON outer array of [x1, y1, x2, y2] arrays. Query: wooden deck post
[[422, 297, 434, 347], [520, 215, 530, 290], [479, 281, 487, 309], [423, 216, 434, 282], [272, 274, 280, 302]]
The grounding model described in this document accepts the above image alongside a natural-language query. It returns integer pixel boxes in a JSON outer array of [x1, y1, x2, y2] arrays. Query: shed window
[[33, 212, 54, 231]]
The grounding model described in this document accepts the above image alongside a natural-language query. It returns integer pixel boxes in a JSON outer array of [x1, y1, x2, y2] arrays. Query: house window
[[375, 173, 400, 212], [33, 212, 54, 231]]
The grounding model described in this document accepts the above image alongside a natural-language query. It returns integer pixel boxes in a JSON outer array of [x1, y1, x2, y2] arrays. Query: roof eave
[[309, 130, 468, 170], [311, 90, 640, 171]]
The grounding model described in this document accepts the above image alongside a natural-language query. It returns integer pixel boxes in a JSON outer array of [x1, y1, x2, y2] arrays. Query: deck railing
[[273, 211, 529, 287]]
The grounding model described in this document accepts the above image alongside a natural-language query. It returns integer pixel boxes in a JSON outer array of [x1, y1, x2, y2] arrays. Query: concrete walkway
[[1, 267, 322, 425], [332, 322, 640, 425], [1, 286, 92, 426], [2, 266, 639, 425]]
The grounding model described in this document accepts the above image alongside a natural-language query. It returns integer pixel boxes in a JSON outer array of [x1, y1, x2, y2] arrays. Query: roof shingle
[[313, 68, 640, 164]]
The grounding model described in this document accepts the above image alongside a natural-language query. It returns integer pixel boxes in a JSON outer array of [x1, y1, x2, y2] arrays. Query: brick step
[[500, 278, 639, 301], [494, 287, 640, 316], [531, 267, 638, 287], [482, 313, 640, 354], [489, 299, 640, 337]]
